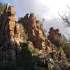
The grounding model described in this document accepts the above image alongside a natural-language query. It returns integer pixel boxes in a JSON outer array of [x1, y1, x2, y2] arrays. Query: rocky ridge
[[0, 3, 67, 70]]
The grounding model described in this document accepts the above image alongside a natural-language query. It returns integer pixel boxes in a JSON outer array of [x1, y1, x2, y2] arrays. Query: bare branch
[[67, 4, 70, 9], [58, 11, 70, 27]]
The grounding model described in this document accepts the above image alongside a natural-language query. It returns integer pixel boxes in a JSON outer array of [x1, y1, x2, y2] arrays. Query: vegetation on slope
[[0, 3, 6, 14], [0, 2, 70, 70]]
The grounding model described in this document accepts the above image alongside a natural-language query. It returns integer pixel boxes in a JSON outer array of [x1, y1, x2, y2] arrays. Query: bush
[[18, 43, 34, 70], [63, 43, 70, 58], [59, 47, 66, 58], [28, 45, 39, 53], [54, 62, 62, 70], [0, 61, 15, 70]]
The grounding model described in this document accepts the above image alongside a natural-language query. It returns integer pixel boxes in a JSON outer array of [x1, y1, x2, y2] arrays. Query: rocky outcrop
[[0, 3, 67, 70], [0, 4, 24, 63], [48, 27, 63, 46], [19, 13, 45, 49], [0, 3, 64, 69]]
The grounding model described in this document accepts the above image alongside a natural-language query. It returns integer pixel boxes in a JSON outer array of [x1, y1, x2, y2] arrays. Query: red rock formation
[[19, 13, 45, 49], [48, 27, 63, 46], [0, 4, 24, 47]]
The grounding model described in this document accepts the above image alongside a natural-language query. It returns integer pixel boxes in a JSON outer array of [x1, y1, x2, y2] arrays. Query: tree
[[59, 9, 70, 68], [62, 35, 67, 44], [58, 5, 70, 27], [0, 2, 6, 14], [41, 19, 47, 37], [18, 43, 34, 70]]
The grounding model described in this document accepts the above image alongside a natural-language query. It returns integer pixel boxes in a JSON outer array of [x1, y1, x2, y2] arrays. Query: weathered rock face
[[19, 13, 45, 49], [0, 3, 24, 46], [48, 27, 63, 46], [0, 4, 24, 63]]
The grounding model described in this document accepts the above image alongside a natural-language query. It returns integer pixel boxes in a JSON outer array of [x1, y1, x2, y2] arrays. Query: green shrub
[[58, 47, 66, 58], [54, 45, 59, 51], [0, 61, 15, 70], [0, 2, 6, 14], [28, 45, 39, 53], [18, 43, 34, 70], [54, 62, 62, 70], [63, 43, 70, 58]]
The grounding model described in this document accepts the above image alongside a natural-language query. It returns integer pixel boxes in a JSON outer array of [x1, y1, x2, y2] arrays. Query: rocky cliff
[[0, 4, 24, 63], [18, 13, 46, 49]]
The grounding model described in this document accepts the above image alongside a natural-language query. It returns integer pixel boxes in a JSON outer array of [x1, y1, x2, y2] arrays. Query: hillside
[[0, 3, 70, 70]]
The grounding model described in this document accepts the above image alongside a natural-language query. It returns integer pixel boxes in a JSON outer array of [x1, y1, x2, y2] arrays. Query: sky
[[0, 0, 70, 39]]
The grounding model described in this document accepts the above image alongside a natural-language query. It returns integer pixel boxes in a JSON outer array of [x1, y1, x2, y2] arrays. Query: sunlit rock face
[[19, 13, 46, 49], [48, 27, 63, 46], [0, 4, 24, 63]]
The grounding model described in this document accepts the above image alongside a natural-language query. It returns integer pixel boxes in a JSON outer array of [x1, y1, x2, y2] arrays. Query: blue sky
[[0, 0, 70, 39], [0, 0, 14, 5]]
